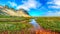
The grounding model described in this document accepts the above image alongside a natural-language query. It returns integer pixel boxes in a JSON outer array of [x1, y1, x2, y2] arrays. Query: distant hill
[[0, 6, 30, 17]]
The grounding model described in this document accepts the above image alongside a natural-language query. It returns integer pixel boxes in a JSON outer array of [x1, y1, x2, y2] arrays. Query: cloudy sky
[[0, 0, 60, 16]]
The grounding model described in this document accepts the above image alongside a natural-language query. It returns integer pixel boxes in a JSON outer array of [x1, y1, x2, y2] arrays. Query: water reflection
[[29, 19, 41, 29]]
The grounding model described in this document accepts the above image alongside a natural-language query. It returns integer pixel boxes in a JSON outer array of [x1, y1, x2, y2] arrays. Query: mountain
[[16, 9, 30, 17], [0, 6, 30, 17]]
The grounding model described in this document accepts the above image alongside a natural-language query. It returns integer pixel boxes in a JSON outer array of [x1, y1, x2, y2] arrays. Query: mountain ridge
[[0, 6, 30, 17]]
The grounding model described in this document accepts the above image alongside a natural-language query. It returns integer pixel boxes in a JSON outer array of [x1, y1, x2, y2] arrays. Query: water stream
[[29, 19, 42, 30]]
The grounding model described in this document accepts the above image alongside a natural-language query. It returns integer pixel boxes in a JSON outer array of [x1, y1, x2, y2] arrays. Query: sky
[[0, 0, 60, 16]]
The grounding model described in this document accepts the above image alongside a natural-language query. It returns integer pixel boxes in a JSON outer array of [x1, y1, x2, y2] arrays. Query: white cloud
[[47, 0, 60, 9], [16, 0, 41, 11], [8, 1, 17, 7], [46, 0, 60, 16], [54, 0, 60, 6], [46, 11, 60, 16]]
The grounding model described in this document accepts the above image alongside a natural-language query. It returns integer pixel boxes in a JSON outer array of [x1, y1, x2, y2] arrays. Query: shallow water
[[29, 19, 42, 30]]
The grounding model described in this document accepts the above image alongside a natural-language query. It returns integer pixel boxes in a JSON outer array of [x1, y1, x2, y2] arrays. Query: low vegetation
[[0, 15, 33, 31], [0, 15, 60, 33], [36, 17, 60, 32]]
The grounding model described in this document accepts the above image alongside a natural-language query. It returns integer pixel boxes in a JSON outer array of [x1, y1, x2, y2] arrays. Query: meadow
[[0, 15, 34, 34], [36, 17, 60, 32], [0, 15, 60, 34]]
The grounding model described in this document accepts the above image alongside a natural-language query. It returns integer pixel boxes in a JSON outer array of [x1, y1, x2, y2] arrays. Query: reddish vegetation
[[0, 27, 59, 34], [29, 26, 59, 34], [0, 29, 59, 34], [35, 29, 59, 34]]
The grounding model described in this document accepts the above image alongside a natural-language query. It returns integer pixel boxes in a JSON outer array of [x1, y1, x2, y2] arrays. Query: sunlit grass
[[36, 17, 60, 32], [0, 15, 32, 31], [0, 22, 32, 31]]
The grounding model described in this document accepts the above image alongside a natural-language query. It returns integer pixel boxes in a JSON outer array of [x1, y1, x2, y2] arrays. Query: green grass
[[0, 15, 33, 31], [1, 15, 60, 32], [35, 17, 60, 32], [0, 22, 32, 31]]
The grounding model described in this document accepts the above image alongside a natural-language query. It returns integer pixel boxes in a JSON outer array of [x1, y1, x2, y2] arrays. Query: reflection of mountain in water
[[0, 6, 30, 17]]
